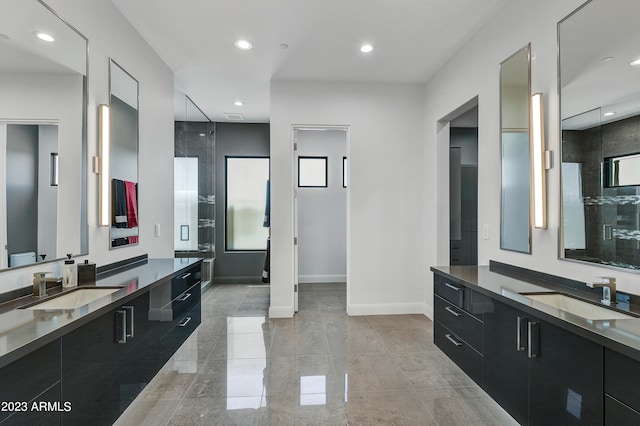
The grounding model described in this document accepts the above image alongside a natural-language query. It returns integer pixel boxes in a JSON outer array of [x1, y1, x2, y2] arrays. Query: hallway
[[116, 283, 516, 425]]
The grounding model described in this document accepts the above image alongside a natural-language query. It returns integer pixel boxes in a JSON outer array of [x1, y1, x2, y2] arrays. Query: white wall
[[0, 0, 174, 292], [270, 81, 424, 317], [297, 129, 346, 283], [422, 0, 640, 318]]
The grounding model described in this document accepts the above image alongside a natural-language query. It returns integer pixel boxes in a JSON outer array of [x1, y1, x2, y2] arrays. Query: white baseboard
[[423, 303, 433, 320], [298, 274, 346, 283], [268, 305, 295, 318], [347, 302, 428, 316]]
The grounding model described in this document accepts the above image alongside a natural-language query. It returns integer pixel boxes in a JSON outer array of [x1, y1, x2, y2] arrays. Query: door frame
[[291, 125, 350, 313]]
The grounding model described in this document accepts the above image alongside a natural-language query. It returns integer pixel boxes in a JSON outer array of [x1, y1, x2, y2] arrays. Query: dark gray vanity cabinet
[[483, 297, 603, 425], [433, 275, 488, 385], [61, 291, 152, 426], [0, 340, 61, 425], [604, 348, 640, 424]]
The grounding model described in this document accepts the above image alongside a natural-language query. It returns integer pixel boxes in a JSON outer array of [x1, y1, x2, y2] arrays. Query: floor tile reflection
[[116, 282, 516, 425]]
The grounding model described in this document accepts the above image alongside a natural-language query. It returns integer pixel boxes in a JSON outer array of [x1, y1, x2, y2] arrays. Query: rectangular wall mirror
[[0, 0, 88, 270], [500, 44, 531, 254], [560, 0, 640, 271], [109, 59, 139, 248]]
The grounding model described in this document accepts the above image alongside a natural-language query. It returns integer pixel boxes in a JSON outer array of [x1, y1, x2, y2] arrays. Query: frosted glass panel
[[174, 157, 198, 251], [299, 157, 327, 187], [562, 162, 586, 249], [226, 157, 269, 250], [501, 131, 531, 253]]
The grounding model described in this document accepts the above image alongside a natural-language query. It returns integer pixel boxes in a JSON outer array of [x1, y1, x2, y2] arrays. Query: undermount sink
[[22, 288, 121, 310], [521, 292, 635, 321]]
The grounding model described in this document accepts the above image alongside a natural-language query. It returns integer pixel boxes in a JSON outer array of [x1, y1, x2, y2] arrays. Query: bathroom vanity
[[432, 262, 640, 425], [0, 257, 202, 425]]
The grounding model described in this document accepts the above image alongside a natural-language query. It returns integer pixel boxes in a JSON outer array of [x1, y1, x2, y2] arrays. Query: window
[[225, 157, 270, 251], [298, 156, 327, 187]]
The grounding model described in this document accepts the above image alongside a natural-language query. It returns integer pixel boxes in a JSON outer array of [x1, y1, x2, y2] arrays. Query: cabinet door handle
[[176, 293, 192, 302], [516, 316, 528, 352], [445, 283, 461, 291], [179, 272, 192, 280], [445, 333, 463, 347], [445, 306, 462, 317], [124, 305, 134, 338], [528, 322, 540, 358], [116, 309, 127, 344], [178, 317, 192, 327]]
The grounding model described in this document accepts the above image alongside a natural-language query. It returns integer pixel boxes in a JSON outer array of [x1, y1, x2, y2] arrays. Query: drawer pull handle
[[179, 272, 192, 280], [445, 333, 463, 347], [176, 293, 192, 302], [123, 306, 134, 338], [178, 317, 192, 327], [445, 283, 461, 292], [117, 309, 127, 344], [445, 306, 462, 317], [517, 316, 528, 352], [528, 322, 540, 358]]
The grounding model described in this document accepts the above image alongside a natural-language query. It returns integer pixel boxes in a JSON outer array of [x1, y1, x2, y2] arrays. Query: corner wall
[[422, 0, 640, 318], [270, 81, 424, 317]]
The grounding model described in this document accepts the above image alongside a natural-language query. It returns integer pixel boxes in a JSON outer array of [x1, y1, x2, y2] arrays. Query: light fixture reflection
[[360, 44, 373, 53], [99, 104, 110, 227], [34, 32, 54, 42], [531, 92, 547, 229], [235, 39, 253, 50]]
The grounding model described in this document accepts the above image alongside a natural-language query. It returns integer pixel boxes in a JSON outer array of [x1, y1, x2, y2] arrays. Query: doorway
[[448, 105, 479, 266], [292, 126, 349, 313]]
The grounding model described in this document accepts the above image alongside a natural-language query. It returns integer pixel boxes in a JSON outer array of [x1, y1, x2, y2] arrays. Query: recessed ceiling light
[[602, 56, 614, 62], [603, 111, 616, 117], [199, 133, 206, 137], [233, 100, 244, 106], [0, 34, 10, 40], [234, 39, 253, 50], [280, 43, 289, 50], [360, 44, 373, 53], [34, 32, 54, 42], [630, 58, 640, 66]]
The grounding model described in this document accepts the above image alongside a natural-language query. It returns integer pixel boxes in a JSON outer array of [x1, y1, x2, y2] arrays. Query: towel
[[112, 179, 128, 228], [124, 181, 138, 228]]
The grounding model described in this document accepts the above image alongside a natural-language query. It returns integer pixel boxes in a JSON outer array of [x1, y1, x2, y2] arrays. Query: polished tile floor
[[116, 283, 517, 425]]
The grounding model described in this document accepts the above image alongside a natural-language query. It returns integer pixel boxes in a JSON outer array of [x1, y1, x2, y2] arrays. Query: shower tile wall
[[175, 120, 215, 255]]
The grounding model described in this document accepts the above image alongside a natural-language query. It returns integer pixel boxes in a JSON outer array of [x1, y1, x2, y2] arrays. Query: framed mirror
[[0, 0, 88, 269], [560, 0, 640, 270], [500, 44, 532, 253], [109, 59, 139, 249]]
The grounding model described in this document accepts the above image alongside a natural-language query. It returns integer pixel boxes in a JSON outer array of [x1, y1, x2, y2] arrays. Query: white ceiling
[[110, 0, 507, 122]]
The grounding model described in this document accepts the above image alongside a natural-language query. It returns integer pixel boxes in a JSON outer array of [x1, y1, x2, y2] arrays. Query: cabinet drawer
[[434, 274, 464, 308], [605, 394, 640, 425], [434, 322, 482, 386], [0, 340, 60, 423], [605, 348, 640, 411], [171, 281, 201, 320], [434, 295, 483, 354], [171, 266, 200, 299]]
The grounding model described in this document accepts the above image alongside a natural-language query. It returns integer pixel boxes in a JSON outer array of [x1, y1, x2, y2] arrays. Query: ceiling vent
[[224, 113, 245, 121]]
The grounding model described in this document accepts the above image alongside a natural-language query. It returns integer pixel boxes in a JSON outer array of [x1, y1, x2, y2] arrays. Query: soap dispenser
[[62, 254, 77, 288]]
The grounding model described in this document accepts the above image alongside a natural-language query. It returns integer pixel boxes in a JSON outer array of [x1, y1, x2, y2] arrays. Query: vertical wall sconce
[[50, 153, 59, 186], [531, 92, 547, 229], [98, 104, 110, 227]]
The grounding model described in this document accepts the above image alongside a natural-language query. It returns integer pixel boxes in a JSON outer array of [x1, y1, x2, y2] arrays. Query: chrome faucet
[[587, 277, 616, 306], [32, 273, 61, 297]]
